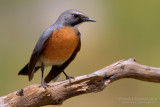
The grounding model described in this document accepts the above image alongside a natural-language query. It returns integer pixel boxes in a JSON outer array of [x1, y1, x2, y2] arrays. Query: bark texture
[[0, 58, 160, 107]]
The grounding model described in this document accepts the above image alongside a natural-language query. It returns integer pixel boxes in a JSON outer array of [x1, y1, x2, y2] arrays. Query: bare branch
[[0, 58, 160, 107]]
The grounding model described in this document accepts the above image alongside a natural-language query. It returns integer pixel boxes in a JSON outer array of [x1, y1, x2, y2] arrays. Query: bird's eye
[[72, 13, 79, 18]]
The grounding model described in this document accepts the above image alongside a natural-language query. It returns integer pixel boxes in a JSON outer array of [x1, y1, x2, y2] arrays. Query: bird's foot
[[66, 76, 74, 83], [40, 80, 49, 89]]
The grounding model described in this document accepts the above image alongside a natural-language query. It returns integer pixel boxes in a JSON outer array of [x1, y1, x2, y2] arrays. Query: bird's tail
[[44, 66, 62, 83], [18, 63, 40, 76], [18, 64, 29, 75]]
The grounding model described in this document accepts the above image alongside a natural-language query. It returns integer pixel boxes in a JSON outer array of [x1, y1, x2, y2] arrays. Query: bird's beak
[[82, 16, 96, 22], [87, 17, 96, 22]]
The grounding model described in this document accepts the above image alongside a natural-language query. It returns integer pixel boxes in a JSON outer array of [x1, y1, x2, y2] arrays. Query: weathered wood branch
[[0, 58, 160, 107]]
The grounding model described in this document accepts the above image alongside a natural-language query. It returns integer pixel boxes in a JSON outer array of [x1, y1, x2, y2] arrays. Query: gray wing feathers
[[32, 26, 55, 54], [28, 25, 55, 81]]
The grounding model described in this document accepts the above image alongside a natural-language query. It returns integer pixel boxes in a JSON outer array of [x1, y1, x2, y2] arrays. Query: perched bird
[[18, 9, 96, 87]]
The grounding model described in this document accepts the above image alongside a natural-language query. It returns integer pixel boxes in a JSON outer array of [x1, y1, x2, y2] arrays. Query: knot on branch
[[16, 89, 24, 96], [128, 58, 136, 62]]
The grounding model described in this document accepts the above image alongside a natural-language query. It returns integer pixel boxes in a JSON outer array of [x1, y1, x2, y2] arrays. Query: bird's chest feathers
[[42, 26, 80, 66]]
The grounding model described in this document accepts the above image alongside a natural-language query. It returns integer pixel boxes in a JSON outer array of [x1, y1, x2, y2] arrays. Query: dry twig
[[0, 58, 160, 107]]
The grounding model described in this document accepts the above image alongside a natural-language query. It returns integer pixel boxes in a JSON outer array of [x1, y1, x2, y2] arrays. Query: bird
[[18, 9, 96, 87]]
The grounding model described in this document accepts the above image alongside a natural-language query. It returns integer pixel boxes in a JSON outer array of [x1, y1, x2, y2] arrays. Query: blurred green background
[[0, 0, 160, 107]]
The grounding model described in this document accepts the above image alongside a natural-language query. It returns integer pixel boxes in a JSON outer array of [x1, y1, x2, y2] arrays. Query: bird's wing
[[28, 26, 55, 81], [44, 36, 81, 83]]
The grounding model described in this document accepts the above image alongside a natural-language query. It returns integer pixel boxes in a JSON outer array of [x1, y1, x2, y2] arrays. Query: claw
[[62, 71, 75, 83], [66, 76, 74, 83], [40, 80, 49, 89]]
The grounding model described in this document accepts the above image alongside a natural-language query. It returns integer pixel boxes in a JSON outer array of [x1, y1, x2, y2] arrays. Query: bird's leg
[[40, 63, 48, 88], [62, 71, 74, 83]]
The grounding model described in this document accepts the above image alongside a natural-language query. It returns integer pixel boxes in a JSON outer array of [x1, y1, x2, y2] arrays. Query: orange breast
[[41, 26, 80, 66]]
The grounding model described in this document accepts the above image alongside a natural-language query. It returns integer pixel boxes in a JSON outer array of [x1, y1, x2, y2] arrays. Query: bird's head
[[56, 9, 96, 27]]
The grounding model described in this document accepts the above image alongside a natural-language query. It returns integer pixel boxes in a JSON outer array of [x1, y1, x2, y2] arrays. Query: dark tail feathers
[[44, 66, 62, 83], [19, 64, 62, 83], [18, 64, 40, 75], [18, 64, 29, 75]]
